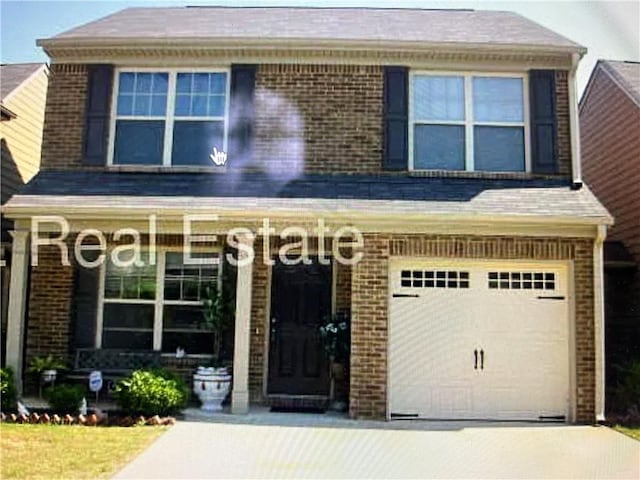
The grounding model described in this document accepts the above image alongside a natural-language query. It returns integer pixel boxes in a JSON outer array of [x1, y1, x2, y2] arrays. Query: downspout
[[569, 52, 583, 189], [594, 224, 607, 422]]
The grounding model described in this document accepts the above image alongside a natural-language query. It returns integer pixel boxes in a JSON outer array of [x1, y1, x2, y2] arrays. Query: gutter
[[594, 224, 607, 422], [569, 52, 584, 189]]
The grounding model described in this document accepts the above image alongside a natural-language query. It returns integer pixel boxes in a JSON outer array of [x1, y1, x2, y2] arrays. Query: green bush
[[1, 367, 18, 412], [44, 384, 85, 414], [114, 369, 188, 416], [614, 360, 640, 413]]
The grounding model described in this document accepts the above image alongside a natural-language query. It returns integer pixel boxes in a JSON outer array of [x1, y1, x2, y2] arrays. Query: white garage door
[[389, 260, 570, 421]]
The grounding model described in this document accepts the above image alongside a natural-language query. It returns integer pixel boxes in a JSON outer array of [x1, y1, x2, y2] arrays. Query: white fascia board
[[37, 36, 585, 57]]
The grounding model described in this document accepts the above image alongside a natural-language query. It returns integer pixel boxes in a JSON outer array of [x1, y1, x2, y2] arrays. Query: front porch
[[4, 218, 355, 415]]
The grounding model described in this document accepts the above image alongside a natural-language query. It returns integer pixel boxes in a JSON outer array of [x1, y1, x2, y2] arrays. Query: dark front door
[[268, 258, 332, 396]]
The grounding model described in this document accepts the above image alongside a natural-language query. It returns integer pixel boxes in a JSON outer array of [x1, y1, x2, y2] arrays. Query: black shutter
[[383, 66, 408, 171], [82, 64, 113, 166], [229, 65, 256, 166], [71, 254, 101, 349], [529, 70, 558, 174]]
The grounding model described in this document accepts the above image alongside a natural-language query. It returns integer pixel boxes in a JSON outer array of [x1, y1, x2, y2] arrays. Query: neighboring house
[[2, 7, 612, 423], [0, 62, 48, 366], [580, 60, 640, 400]]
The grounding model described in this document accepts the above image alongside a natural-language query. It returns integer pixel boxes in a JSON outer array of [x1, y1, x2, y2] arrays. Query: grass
[[613, 425, 640, 441], [0, 423, 166, 479]]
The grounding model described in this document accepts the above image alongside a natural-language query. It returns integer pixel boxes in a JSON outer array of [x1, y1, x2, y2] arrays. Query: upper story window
[[410, 73, 529, 172], [110, 69, 229, 167]]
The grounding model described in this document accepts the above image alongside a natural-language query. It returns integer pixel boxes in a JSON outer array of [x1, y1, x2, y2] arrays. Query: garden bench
[[67, 348, 162, 392]]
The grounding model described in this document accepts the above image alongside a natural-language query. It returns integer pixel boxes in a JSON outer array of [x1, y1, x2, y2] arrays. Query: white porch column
[[231, 234, 255, 414], [594, 225, 607, 422], [6, 230, 30, 393]]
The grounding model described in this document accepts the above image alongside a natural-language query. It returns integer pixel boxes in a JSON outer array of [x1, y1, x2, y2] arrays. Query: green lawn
[[613, 425, 640, 441], [0, 424, 167, 479]]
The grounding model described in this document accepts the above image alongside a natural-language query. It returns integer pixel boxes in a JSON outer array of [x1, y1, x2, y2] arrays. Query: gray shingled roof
[[601, 60, 640, 105], [5, 171, 611, 224], [0, 63, 44, 100], [43, 7, 584, 52]]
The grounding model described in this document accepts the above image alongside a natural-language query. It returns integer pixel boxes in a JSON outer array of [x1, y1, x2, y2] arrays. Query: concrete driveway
[[114, 412, 639, 479]]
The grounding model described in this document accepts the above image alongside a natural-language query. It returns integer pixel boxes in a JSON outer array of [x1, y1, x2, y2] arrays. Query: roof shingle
[[601, 60, 640, 106], [6, 171, 611, 224], [44, 7, 584, 52], [0, 63, 45, 100]]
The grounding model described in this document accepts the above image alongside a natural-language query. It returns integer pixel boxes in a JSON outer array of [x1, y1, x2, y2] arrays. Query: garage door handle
[[537, 296, 565, 300], [474, 349, 478, 369], [480, 349, 484, 370]]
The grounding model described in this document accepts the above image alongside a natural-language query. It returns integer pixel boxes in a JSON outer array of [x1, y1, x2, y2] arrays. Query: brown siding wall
[[349, 234, 596, 423], [580, 66, 640, 407], [581, 68, 640, 264]]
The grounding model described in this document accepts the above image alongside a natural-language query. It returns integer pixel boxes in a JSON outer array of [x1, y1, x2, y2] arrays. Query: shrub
[[44, 384, 85, 414], [114, 369, 188, 416], [613, 360, 640, 413], [1, 367, 18, 412]]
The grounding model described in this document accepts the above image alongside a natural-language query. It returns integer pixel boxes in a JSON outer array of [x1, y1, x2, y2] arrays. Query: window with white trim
[[111, 70, 229, 166], [410, 73, 528, 172], [100, 250, 221, 354]]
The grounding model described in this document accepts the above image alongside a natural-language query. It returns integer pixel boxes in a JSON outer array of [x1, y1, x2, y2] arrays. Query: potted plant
[[193, 282, 234, 412], [319, 312, 350, 410], [27, 355, 67, 397]]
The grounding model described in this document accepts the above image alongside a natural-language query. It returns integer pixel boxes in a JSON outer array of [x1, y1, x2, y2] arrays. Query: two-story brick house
[[3, 7, 611, 423]]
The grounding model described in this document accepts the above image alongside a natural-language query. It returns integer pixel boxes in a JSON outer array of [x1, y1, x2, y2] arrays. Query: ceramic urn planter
[[193, 367, 231, 412]]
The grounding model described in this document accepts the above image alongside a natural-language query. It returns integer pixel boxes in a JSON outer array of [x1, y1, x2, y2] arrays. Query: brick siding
[[555, 70, 572, 176], [40, 64, 573, 178], [252, 64, 383, 174], [248, 238, 269, 403], [40, 64, 87, 170], [24, 242, 75, 392], [350, 234, 391, 419]]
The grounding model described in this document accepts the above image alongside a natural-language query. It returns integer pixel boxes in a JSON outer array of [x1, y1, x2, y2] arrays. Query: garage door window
[[401, 270, 470, 288], [488, 272, 555, 290]]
